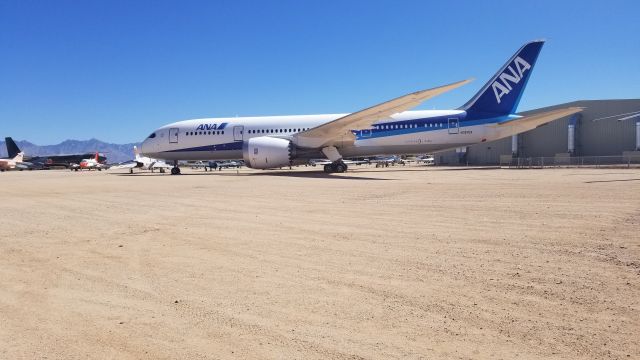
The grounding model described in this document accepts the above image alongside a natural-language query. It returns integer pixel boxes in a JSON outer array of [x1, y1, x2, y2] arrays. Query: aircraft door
[[448, 118, 459, 134], [360, 129, 371, 138], [169, 128, 179, 143], [233, 126, 244, 141]]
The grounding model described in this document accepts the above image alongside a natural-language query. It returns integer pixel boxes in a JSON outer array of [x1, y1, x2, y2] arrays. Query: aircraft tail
[[133, 146, 141, 160], [460, 40, 545, 119], [5, 137, 21, 158], [13, 152, 24, 162]]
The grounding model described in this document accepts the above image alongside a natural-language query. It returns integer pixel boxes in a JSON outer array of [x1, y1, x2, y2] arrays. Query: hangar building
[[436, 99, 640, 165]]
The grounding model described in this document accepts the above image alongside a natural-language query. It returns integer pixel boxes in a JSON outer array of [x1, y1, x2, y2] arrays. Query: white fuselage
[[141, 109, 518, 162]]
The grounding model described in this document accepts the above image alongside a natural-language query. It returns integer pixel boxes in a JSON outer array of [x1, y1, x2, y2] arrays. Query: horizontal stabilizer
[[489, 107, 583, 136]]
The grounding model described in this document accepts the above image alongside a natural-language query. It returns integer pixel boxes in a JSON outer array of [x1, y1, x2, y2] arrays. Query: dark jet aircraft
[[4, 137, 107, 169]]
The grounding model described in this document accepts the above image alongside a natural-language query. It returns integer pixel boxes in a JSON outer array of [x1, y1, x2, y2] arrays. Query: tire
[[335, 163, 347, 173], [323, 164, 332, 173], [171, 167, 181, 175]]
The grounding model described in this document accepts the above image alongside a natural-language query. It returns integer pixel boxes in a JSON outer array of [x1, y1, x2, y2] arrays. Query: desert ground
[[0, 165, 638, 359]]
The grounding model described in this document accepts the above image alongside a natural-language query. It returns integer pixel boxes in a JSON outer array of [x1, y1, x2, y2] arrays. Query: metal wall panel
[[437, 99, 640, 165]]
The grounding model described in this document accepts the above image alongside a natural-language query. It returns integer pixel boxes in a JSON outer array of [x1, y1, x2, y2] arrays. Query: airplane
[[188, 160, 243, 171], [0, 152, 27, 171], [71, 152, 106, 171], [4, 137, 107, 169], [140, 40, 583, 175], [109, 146, 171, 173], [370, 155, 406, 167], [416, 155, 435, 166], [211, 160, 243, 170]]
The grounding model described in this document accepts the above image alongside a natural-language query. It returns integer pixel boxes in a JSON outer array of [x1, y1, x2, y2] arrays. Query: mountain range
[[0, 138, 140, 163]]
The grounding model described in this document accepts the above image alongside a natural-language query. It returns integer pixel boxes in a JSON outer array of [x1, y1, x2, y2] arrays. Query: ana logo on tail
[[491, 56, 531, 104]]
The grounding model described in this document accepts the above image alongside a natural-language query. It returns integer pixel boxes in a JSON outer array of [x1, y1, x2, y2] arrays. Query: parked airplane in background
[[371, 155, 406, 167], [110, 146, 171, 173], [4, 137, 107, 169], [211, 160, 243, 170], [0, 152, 26, 171], [141, 40, 582, 174], [71, 152, 106, 171], [416, 155, 435, 166]]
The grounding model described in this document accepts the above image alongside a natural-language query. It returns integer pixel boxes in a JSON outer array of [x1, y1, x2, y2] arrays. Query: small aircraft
[[416, 155, 435, 165], [110, 146, 171, 173], [71, 152, 107, 171], [370, 155, 405, 167], [188, 160, 243, 171], [0, 152, 27, 171], [211, 160, 243, 170]]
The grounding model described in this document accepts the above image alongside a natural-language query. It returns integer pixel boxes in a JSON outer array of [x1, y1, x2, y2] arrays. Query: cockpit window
[[148, 133, 156, 139]]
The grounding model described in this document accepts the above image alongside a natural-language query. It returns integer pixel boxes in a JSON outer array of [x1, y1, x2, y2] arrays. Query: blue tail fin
[[460, 40, 545, 119]]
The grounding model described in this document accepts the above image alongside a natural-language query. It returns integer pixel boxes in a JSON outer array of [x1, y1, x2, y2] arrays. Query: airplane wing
[[293, 79, 473, 148], [150, 162, 172, 169], [110, 162, 138, 170], [15, 162, 32, 170]]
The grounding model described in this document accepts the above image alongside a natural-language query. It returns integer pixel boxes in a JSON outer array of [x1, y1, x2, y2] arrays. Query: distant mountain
[[0, 138, 140, 163]]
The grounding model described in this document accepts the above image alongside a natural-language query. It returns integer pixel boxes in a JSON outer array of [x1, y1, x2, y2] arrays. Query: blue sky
[[1, 0, 639, 144]]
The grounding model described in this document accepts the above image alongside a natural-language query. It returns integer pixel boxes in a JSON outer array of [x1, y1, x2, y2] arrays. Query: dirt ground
[[0, 165, 638, 359]]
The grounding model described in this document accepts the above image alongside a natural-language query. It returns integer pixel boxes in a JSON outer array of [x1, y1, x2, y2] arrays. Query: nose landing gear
[[171, 161, 181, 175]]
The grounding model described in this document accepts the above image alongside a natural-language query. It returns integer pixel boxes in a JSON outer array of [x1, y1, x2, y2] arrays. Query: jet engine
[[242, 136, 295, 169]]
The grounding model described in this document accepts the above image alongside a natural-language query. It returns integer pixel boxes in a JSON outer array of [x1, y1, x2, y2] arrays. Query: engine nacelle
[[242, 136, 294, 169]]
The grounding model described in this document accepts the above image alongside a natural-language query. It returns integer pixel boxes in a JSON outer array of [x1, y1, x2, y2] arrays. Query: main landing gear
[[171, 161, 181, 175], [323, 161, 348, 173]]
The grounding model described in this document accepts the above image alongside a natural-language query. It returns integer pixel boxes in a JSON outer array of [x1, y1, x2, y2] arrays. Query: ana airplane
[[141, 40, 582, 175], [110, 146, 171, 173], [0, 152, 26, 172]]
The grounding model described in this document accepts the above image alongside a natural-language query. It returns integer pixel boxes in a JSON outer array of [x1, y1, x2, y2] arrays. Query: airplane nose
[[140, 139, 151, 156]]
